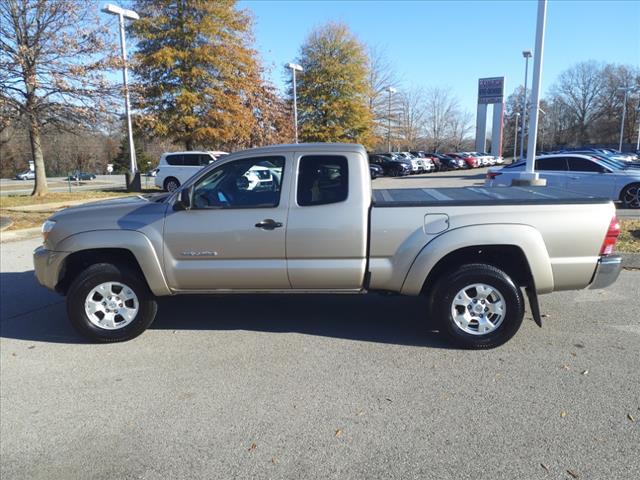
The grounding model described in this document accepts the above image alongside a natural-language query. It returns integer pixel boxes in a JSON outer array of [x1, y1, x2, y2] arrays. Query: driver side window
[[192, 156, 285, 209]]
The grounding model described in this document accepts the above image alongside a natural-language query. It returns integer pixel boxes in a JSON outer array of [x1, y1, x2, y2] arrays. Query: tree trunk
[[185, 138, 193, 151], [29, 113, 48, 196]]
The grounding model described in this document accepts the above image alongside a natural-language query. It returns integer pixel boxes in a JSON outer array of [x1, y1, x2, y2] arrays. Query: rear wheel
[[164, 177, 180, 192], [620, 183, 640, 209], [66, 263, 157, 342], [430, 264, 525, 348]]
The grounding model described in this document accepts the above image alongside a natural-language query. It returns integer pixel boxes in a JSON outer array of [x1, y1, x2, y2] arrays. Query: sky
[[240, 0, 640, 115]]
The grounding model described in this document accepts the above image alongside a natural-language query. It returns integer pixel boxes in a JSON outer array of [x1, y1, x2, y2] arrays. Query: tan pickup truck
[[34, 143, 622, 348]]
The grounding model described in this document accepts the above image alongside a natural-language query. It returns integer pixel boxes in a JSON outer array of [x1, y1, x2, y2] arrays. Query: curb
[[621, 252, 640, 269], [0, 227, 41, 243]]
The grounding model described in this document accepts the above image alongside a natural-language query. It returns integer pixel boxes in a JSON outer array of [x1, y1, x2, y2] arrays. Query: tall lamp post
[[513, 112, 520, 161], [537, 107, 546, 150], [519, 49, 532, 161], [617, 86, 636, 153], [386, 87, 396, 152], [102, 4, 140, 192], [287, 63, 303, 143]]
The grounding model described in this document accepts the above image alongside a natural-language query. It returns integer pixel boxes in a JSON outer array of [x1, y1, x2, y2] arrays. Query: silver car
[[485, 154, 640, 208]]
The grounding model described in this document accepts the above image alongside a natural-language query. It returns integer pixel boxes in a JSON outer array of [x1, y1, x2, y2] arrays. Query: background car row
[[368, 151, 504, 178]]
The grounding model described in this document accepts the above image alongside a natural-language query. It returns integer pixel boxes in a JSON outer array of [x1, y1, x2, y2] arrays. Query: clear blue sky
[[240, 0, 640, 115]]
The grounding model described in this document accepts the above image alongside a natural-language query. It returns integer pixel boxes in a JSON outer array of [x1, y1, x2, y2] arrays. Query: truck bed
[[372, 186, 609, 207]]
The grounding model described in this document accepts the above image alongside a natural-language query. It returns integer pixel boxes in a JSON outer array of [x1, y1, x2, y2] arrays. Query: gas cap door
[[424, 213, 450, 235]]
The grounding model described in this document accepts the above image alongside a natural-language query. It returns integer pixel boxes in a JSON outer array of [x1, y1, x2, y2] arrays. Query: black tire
[[164, 177, 180, 192], [391, 167, 402, 177], [66, 263, 158, 343], [430, 263, 525, 349], [620, 183, 640, 209]]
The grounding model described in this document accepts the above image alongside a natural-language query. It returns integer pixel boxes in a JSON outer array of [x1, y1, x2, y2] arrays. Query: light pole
[[102, 4, 140, 192], [636, 107, 640, 151], [386, 87, 396, 152], [519, 49, 532, 161], [513, 112, 520, 161], [617, 86, 635, 152], [287, 63, 303, 143], [517, 0, 547, 186]]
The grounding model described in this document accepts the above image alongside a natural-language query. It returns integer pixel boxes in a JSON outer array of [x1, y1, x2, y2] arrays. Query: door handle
[[255, 219, 283, 230]]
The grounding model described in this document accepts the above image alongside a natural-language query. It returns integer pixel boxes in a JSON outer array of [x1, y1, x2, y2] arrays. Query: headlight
[[41, 220, 56, 242]]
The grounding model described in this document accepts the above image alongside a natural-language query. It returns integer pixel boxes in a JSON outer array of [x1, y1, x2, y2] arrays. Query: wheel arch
[[401, 223, 554, 296], [55, 230, 171, 296]]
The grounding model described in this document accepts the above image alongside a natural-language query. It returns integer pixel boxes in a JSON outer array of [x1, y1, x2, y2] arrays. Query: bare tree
[[366, 45, 401, 148], [0, 0, 115, 195], [549, 61, 608, 145], [397, 87, 426, 150], [424, 86, 460, 152]]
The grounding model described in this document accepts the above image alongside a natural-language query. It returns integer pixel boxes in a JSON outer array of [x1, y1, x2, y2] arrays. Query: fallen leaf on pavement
[[561, 365, 571, 370], [335, 429, 342, 438], [27, 345, 35, 349], [570, 352, 577, 357], [248, 443, 257, 452], [567, 469, 579, 478], [356, 410, 365, 416], [560, 411, 567, 418], [540, 463, 549, 472], [628, 414, 636, 422], [271, 457, 278, 464], [581, 370, 589, 375]]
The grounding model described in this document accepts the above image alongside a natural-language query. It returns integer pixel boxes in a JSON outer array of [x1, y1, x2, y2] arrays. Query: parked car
[[447, 153, 478, 169], [15, 169, 35, 180], [35, 143, 623, 349], [369, 154, 411, 177], [67, 172, 96, 181], [396, 152, 423, 174], [431, 153, 464, 170], [485, 153, 640, 208], [155, 151, 228, 192], [369, 163, 384, 179], [411, 151, 442, 172]]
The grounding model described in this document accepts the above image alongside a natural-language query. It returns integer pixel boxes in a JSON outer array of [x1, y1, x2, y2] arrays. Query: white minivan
[[154, 151, 228, 192]]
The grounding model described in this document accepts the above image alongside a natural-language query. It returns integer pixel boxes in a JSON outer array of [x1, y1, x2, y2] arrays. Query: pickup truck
[[34, 143, 623, 348]]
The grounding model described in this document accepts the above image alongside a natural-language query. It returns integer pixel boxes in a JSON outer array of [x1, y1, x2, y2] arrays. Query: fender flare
[[56, 230, 171, 296], [400, 223, 554, 296]]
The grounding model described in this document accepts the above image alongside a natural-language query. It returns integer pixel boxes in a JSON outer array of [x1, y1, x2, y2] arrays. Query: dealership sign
[[478, 77, 505, 104]]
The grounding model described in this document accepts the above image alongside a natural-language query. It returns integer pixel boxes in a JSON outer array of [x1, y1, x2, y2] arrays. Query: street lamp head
[[287, 63, 303, 72], [522, 50, 532, 58], [101, 4, 139, 20], [386, 87, 397, 94]]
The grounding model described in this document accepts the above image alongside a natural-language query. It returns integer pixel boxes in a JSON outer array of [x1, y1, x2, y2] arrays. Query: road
[[1, 237, 638, 480], [0, 175, 130, 196]]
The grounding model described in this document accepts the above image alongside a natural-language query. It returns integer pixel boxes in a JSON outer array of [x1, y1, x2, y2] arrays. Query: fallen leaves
[[560, 411, 568, 418], [581, 370, 589, 375], [540, 463, 550, 472], [248, 443, 257, 452], [334, 429, 342, 438], [628, 414, 636, 422], [566, 469, 580, 478]]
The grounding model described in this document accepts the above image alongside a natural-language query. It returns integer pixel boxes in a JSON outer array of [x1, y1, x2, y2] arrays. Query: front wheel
[[164, 177, 180, 192], [431, 264, 525, 349], [66, 263, 158, 342], [620, 183, 640, 209]]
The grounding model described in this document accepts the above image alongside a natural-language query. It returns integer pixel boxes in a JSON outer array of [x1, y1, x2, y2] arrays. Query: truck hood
[[47, 193, 170, 249]]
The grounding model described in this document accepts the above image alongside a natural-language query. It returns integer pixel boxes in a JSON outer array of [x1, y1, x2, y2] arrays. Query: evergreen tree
[[292, 23, 374, 146], [112, 136, 153, 174]]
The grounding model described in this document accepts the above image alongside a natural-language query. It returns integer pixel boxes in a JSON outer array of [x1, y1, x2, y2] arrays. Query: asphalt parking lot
[[1, 167, 639, 480]]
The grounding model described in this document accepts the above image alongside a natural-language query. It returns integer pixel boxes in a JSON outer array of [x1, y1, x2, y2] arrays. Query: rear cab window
[[297, 155, 349, 206]]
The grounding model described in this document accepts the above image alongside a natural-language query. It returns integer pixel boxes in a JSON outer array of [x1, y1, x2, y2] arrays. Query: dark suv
[[369, 154, 411, 177]]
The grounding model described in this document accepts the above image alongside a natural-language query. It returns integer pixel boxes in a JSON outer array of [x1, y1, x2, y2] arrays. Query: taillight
[[486, 171, 502, 180], [600, 216, 621, 256]]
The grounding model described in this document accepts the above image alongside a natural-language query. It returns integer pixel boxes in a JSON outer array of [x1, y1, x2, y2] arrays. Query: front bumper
[[589, 255, 622, 289], [33, 246, 68, 293]]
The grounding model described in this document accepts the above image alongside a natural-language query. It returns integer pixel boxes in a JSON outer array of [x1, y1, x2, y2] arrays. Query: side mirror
[[176, 187, 192, 210]]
